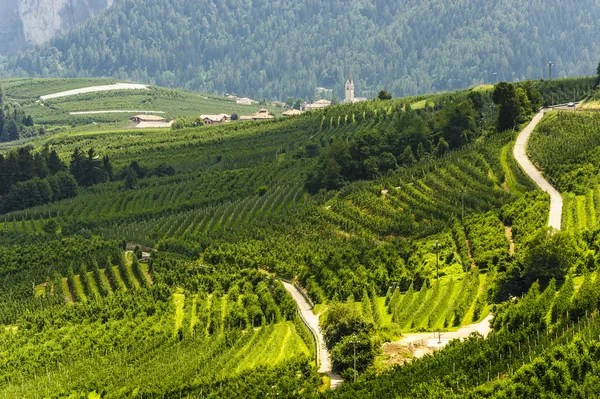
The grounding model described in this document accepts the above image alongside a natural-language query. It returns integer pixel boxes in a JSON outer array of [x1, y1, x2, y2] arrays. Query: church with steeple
[[344, 71, 354, 103], [343, 68, 367, 103]]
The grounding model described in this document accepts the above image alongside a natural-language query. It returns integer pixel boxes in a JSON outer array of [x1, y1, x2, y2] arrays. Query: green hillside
[[0, 77, 283, 134], [3, 0, 600, 99], [0, 77, 599, 397]]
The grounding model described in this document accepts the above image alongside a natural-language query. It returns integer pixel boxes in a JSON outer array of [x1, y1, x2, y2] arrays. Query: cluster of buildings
[[200, 108, 275, 126], [299, 74, 367, 111], [131, 75, 367, 128]]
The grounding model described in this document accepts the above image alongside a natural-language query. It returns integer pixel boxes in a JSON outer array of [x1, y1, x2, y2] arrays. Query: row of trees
[[1, 144, 180, 214], [0, 146, 64, 196]]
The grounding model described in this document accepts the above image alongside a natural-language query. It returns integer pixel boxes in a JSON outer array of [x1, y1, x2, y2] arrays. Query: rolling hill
[[0, 78, 283, 138], [0, 76, 599, 397]]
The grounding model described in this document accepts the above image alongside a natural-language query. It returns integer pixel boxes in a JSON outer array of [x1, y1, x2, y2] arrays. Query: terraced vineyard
[[386, 270, 488, 332], [562, 189, 600, 232], [35, 253, 151, 303], [529, 111, 600, 232], [318, 130, 529, 241], [1, 77, 590, 397]]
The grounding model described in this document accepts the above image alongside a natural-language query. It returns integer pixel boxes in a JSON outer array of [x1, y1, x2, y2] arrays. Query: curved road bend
[[514, 109, 563, 230], [282, 281, 344, 388], [282, 110, 559, 387]]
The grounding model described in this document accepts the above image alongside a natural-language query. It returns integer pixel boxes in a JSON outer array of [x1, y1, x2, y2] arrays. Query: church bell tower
[[344, 68, 354, 103]]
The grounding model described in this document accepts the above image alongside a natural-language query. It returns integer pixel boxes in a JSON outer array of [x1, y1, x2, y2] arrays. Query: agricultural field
[[385, 271, 489, 332], [325, 272, 600, 398], [0, 77, 283, 131], [529, 110, 600, 232], [0, 77, 596, 397]]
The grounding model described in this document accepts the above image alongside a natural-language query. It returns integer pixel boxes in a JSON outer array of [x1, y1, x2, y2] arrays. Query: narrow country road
[[384, 314, 494, 362], [514, 109, 562, 230], [282, 281, 344, 388], [397, 314, 493, 347]]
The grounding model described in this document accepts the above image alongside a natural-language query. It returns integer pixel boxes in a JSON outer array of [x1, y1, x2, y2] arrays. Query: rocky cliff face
[[0, 0, 112, 55]]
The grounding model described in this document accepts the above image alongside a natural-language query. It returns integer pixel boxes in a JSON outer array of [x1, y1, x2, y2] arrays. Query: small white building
[[236, 97, 257, 105], [282, 109, 304, 117], [301, 99, 331, 111]]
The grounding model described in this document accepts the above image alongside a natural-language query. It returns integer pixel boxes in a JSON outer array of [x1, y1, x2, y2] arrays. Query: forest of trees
[[2, 0, 600, 99], [0, 145, 174, 213]]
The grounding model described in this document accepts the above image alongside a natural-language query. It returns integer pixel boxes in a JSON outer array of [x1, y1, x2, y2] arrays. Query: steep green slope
[[4, 0, 600, 99], [321, 276, 600, 399], [0, 79, 590, 396]]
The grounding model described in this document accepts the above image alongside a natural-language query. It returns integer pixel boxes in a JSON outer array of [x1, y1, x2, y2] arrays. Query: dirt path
[[39, 83, 148, 101], [505, 226, 515, 255], [69, 110, 164, 115], [514, 109, 562, 230], [383, 314, 493, 364], [282, 281, 343, 388]]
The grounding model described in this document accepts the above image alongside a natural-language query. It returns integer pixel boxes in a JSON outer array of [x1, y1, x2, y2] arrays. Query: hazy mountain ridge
[[3, 0, 600, 99], [0, 0, 111, 54]]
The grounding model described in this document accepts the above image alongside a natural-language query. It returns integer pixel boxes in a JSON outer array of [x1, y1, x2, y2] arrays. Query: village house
[[301, 99, 331, 111], [130, 114, 174, 128], [282, 109, 303, 117], [131, 114, 165, 123], [240, 109, 274, 121], [200, 114, 230, 125]]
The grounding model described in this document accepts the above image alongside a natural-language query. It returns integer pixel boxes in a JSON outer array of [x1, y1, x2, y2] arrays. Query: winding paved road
[[280, 110, 561, 385], [514, 109, 562, 230], [282, 281, 344, 388]]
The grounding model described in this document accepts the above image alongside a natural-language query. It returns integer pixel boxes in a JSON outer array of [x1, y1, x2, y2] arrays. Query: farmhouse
[[301, 99, 331, 111], [131, 114, 165, 123], [130, 114, 174, 128], [240, 109, 274, 121], [200, 114, 230, 125], [282, 109, 303, 116]]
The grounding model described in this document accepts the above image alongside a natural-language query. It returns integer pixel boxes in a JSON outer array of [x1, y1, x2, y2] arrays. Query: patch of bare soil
[[505, 226, 515, 255]]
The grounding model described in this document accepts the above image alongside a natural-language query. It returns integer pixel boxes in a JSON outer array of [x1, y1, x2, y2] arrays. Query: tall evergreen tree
[[46, 149, 66, 174]]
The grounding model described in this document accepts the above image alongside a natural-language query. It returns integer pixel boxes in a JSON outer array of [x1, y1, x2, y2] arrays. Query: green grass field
[[0, 78, 284, 129]]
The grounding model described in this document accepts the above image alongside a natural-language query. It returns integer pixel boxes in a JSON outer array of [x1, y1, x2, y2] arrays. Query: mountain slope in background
[[0, 0, 112, 54], [3, 0, 599, 99]]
